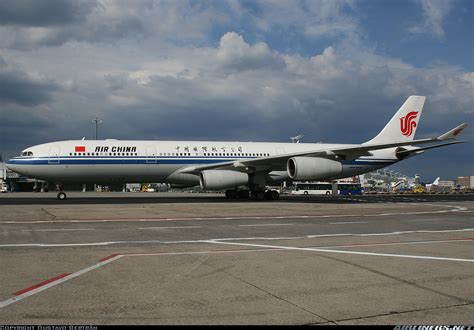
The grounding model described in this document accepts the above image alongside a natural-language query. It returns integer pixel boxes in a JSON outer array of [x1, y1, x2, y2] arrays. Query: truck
[[0, 180, 8, 193]]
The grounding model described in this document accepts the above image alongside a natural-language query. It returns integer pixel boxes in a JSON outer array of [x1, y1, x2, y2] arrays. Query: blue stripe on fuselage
[[7, 157, 397, 166]]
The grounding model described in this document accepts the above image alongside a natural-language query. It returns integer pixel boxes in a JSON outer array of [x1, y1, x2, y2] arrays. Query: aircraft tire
[[226, 189, 238, 199], [251, 190, 266, 201], [270, 190, 280, 200], [238, 190, 250, 199], [57, 192, 67, 200]]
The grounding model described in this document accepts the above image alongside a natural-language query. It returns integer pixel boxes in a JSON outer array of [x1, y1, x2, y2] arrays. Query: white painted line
[[0, 255, 123, 309], [357, 228, 474, 236], [124, 248, 281, 257], [206, 241, 474, 263], [311, 238, 474, 249], [239, 224, 294, 227], [139, 226, 201, 230], [329, 221, 367, 225], [0, 204, 467, 225], [411, 218, 451, 222], [2, 228, 474, 248], [0, 248, 283, 309], [21, 229, 95, 232]]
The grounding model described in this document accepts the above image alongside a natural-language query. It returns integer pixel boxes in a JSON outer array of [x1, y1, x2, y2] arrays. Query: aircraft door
[[146, 146, 157, 164], [49, 146, 61, 164], [276, 146, 286, 155]]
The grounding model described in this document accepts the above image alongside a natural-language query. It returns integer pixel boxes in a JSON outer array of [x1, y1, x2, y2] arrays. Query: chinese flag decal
[[75, 146, 86, 152]]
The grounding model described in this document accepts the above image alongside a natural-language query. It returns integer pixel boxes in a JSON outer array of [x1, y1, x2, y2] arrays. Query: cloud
[[0, 56, 60, 106], [0, 0, 95, 27], [216, 32, 286, 71], [0, 0, 470, 180], [230, 0, 361, 44], [409, 0, 455, 39], [0, 1, 229, 49]]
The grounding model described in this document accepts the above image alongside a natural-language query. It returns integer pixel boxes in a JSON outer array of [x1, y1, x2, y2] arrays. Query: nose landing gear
[[57, 191, 67, 200]]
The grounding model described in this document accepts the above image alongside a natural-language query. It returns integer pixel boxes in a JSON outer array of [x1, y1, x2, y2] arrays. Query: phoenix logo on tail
[[400, 111, 418, 136]]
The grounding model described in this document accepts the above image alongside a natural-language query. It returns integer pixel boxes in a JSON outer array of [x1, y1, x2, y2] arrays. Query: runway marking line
[[205, 240, 474, 263], [0, 204, 468, 225], [13, 273, 71, 296], [0, 248, 281, 309], [99, 254, 121, 262], [21, 229, 94, 232], [239, 223, 294, 227], [2, 228, 474, 248], [1, 236, 473, 309], [0, 254, 124, 309], [139, 226, 201, 230]]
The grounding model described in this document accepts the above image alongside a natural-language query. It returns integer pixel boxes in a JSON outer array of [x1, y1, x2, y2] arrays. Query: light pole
[[92, 117, 102, 193], [92, 117, 102, 140]]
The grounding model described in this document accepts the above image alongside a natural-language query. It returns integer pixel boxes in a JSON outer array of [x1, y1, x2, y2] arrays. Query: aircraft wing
[[178, 124, 468, 174]]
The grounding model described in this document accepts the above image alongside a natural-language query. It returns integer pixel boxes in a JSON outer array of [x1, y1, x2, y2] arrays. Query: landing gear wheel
[[270, 190, 280, 200], [57, 192, 67, 200], [225, 189, 238, 199], [251, 190, 266, 201], [238, 190, 250, 199], [256, 191, 265, 201]]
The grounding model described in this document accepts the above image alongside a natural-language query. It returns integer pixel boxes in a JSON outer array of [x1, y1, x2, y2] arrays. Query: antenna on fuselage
[[290, 134, 304, 143]]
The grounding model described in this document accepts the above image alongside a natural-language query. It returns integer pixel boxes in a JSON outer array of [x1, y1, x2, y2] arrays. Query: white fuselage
[[6, 139, 399, 186]]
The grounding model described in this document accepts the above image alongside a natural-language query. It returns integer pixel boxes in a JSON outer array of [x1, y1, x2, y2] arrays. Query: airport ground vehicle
[[291, 182, 333, 195], [338, 183, 363, 195], [291, 182, 362, 195], [0, 180, 8, 193]]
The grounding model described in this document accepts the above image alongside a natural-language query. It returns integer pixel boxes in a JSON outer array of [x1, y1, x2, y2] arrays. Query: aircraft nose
[[5, 160, 25, 175]]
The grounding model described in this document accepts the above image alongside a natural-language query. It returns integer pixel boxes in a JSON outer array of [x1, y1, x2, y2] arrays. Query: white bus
[[291, 182, 333, 195], [291, 182, 362, 195]]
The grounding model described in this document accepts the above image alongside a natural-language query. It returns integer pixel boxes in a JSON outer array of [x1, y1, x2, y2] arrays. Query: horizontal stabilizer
[[396, 140, 467, 157], [437, 123, 468, 140]]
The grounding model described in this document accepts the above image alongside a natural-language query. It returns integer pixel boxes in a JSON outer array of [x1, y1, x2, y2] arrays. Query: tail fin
[[432, 177, 440, 185], [365, 96, 426, 144]]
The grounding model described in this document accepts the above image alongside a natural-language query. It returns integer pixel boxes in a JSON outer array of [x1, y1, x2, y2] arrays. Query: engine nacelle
[[199, 170, 249, 191], [287, 157, 342, 181]]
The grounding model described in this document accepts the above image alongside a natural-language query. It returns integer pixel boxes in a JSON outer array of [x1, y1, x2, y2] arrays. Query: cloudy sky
[[0, 0, 472, 181]]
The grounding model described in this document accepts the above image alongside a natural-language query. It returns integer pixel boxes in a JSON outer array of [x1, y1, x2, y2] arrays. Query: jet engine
[[287, 157, 342, 181], [199, 170, 249, 190]]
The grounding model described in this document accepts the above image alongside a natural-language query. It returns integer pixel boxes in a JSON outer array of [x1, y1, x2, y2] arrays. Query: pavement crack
[[308, 251, 473, 304], [40, 208, 57, 223], [186, 253, 336, 325], [324, 301, 474, 324]]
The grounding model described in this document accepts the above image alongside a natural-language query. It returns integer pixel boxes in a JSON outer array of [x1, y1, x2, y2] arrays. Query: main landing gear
[[225, 189, 280, 201]]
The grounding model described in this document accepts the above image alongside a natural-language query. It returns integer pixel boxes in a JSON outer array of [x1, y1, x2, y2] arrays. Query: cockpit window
[[21, 151, 33, 157]]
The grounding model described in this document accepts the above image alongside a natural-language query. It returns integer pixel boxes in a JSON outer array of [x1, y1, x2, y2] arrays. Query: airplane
[[426, 177, 440, 193], [6, 96, 468, 201]]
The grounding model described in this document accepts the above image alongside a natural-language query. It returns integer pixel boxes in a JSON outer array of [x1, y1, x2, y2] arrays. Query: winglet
[[437, 123, 468, 140]]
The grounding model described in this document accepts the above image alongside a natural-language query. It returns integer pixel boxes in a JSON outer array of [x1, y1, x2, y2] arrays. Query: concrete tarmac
[[0, 192, 473, 325]]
